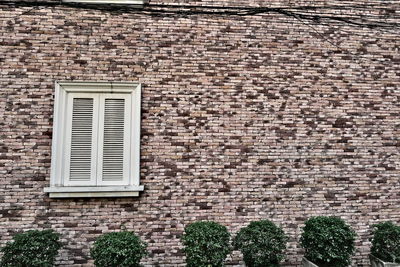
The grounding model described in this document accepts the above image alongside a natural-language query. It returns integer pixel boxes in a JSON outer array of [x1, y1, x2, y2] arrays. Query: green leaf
[[370, 221, 400, 264], [233, 220, 287, 267], [182, 221, 231, 267], [300, 216, 356, 267], [90, 231, 147, 267], [0, 229, 62, 267]]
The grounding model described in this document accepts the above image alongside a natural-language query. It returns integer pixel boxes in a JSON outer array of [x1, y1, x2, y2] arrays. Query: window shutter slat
[[69, 98, 94, 182], [102, 99, 125, 182]]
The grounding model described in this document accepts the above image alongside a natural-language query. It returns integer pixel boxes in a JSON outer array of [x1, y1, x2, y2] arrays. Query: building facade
[[1, 0, 399, 265]]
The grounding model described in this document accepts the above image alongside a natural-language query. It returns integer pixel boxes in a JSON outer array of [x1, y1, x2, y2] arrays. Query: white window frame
[[62, 0, 148, 6], [44, 82, 144, 198]]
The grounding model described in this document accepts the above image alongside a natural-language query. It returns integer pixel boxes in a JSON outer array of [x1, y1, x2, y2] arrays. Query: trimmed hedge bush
[[0, 229, 62, 267], [233, 220, 288, 267], [182, 221, 231, 267], [90, 231, 147, 267], [300, 216, 356, 267], [370, 221, 400, 263]]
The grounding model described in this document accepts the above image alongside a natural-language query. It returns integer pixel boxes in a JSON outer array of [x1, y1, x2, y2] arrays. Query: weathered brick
[[0, 1, 399, 266]]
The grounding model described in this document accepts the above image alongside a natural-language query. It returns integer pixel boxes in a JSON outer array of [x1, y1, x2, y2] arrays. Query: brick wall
[[0, 1, 399, 266]]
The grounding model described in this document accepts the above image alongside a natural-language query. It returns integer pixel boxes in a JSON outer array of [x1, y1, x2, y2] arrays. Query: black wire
[[0, 0, 399, 30], [2, 0, 398, 63], [1, 0, 399, 14], [1, 1, 399, 10]]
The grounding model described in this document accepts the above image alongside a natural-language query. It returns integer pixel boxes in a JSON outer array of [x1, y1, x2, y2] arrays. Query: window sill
[[63, 0, 148, 5], [44, 185, 144, 198]]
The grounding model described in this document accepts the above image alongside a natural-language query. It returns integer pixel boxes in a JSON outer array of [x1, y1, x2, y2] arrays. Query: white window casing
[[44, 82, 144, 198], [62, 0, 148, 6]]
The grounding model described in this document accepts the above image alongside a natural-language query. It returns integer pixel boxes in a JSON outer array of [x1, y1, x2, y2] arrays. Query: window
[[44, 82, 143, 198], [62, 0, 148, 5]]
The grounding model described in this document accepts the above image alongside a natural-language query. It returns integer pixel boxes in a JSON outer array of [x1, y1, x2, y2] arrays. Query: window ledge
[[63, 0, 148, 6], [44, 185, 144, 198]]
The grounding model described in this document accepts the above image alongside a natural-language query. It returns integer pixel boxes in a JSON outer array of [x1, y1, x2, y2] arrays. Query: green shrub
[[300, 216, 356, 267], [181, 221, 231, 267], [370, 221, 400, 263], [233, 220, 288, 267], [0, 229, 62, 267], [90, 231, 147, 267]]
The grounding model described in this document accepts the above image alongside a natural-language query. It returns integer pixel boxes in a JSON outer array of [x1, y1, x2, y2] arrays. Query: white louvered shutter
[[64, 95, 99, 186], [97, 95, 130, 185], [69, 98, 93, 182]]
